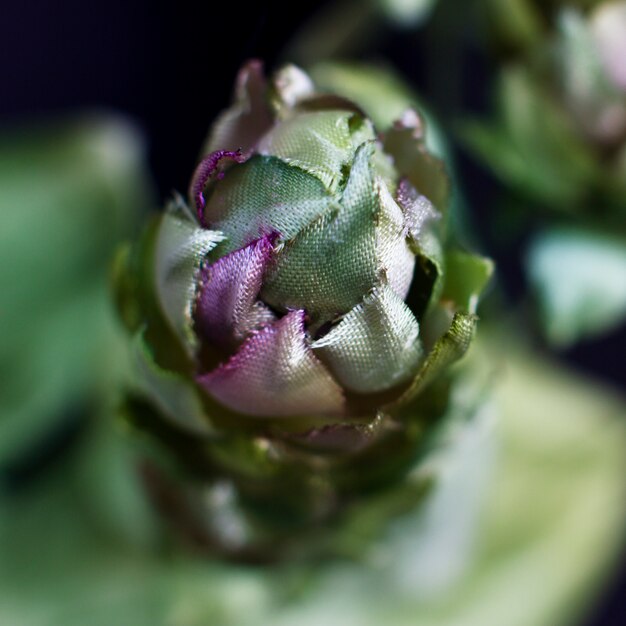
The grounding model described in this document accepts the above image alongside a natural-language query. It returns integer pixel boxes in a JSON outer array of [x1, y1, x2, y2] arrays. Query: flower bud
[[116, 61, 491, 555]]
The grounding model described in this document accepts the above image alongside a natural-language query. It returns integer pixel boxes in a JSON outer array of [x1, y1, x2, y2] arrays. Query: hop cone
[[475, 0, 626, 214], [116, 61, 491, 559]]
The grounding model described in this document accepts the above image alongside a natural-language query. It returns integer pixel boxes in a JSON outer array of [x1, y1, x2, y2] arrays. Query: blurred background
[[1, 1, 625, 624]]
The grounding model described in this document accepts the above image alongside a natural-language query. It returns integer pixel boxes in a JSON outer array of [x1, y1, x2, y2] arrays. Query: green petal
[[405, 226, 445, 321], [258, 111, 353, 191], [257, 110, 363, 192], [204, 155, 331, 254], [442, 251, 494, 314], [261, 143, 378, 324], [383, 110, 450, 214], [375, 178, 416, 299], [387, 313, 477, 411], [313, 282, 423, 393], [154, 199, 224, 353], [132, 331, 214, 436]]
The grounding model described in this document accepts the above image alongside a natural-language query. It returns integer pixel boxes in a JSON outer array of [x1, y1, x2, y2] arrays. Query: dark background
[[1, 1, 624, 623]]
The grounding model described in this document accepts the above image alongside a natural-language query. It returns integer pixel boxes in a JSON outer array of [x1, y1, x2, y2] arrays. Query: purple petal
[[396, 178, 440, 242], [189, 149, 246, 225], [194, 234, 277, 350], [286, 416, 396, 454], [198, 310, 345, 417]]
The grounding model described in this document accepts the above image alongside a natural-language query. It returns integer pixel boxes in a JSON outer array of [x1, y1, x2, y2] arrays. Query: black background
[[1, 1, 624, 623]]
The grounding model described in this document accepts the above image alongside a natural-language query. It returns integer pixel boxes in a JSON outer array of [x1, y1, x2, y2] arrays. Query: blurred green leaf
[[482, 0, 545, 53], [376, 0, 438, 27], [527, 228, 626, 345], [463, 66, 599, 210], [0, 116, 154, 465], [2, 333, 625, 625]]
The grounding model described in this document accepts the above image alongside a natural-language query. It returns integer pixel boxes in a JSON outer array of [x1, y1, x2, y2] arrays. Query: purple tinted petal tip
[[396, 178, 440, 240], [194, 232, 280, 350], [265, 229, 281, 247], [197, 309, 345, 417], [190, 149, 246, 226]]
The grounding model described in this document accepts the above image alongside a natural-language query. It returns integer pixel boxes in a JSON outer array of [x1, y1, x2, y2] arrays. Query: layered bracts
[[115, 62, 491, 558]]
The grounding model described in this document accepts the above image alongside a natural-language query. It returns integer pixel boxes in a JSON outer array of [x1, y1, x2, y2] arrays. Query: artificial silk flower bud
[[115, 61, 491, 557]]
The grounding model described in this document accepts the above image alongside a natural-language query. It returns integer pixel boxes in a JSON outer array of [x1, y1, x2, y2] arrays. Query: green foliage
[[0, 117, 153, 465], [2, 337, 625, 626], [527, 228, 626, 345]]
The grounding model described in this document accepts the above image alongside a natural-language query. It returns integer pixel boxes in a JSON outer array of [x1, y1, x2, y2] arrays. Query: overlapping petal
[[127, 61, 490, 460], [203, 155, 331, 254], [258, 110, 371, 192], [312, 283, 423, 393], [396, 178, 440, 244], [383, 109, 450, 213], [194, 234, 277, 350], [198, 310, 345, 417], [202, 60, 274, 155], [154, 200, 224, 352], [375, 177, 416, 299], [261, 143, 379, 324], [387, 312, 477, 411]]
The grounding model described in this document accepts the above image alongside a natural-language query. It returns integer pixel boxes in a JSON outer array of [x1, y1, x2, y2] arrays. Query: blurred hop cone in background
[[469, 0, 626, 345]]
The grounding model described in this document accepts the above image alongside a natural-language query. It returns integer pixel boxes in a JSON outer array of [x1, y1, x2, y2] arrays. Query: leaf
[[527, 228, 626, 345], [483, 0, 544, 53], [131, 331, 215, 436], [0, 116, 152, 465], [442, 251, 494, 314], [2, 335, 626, 626], [389, 313, 477, 412], [154, 199, 225, 354], [462, 67, 598, 210]]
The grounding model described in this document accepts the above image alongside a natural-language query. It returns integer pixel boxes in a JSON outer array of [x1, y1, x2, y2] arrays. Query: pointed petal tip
[[189, 149, 246, 225], [197, 310, 345, 418]]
